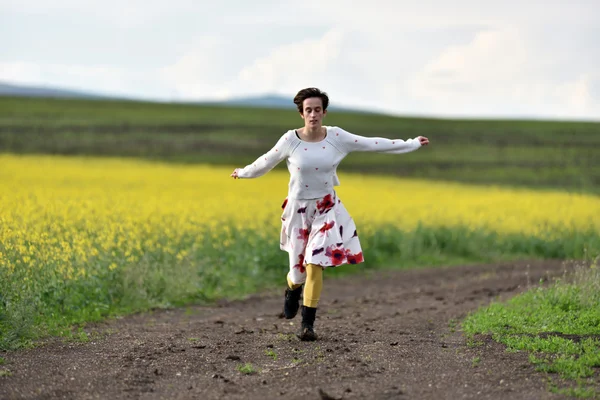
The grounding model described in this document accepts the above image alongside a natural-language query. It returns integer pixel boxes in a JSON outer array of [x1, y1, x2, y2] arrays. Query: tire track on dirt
[[0, 260, 575, 400]]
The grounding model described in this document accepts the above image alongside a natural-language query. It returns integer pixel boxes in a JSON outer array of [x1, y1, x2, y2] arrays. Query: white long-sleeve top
[[237, 125, 422, 199]]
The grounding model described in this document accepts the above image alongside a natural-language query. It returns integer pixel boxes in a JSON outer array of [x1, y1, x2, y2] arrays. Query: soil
[[0, 260, 585, 400]]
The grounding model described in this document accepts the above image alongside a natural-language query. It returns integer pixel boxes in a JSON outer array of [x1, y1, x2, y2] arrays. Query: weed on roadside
[[236, 363, 257, 375]]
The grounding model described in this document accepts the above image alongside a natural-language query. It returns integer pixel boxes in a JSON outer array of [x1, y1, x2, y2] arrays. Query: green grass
[[265, 349, 277, 360], [237, 363, 257, 374], [462, 261, 600, 397], [551, 385, 599, 399], [1, 96, 599, 194]]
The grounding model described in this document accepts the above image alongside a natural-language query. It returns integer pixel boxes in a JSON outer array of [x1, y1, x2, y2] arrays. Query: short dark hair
[[293, 87, 329, 113]]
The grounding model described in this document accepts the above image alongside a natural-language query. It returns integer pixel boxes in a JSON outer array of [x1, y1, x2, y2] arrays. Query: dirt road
[[0, 260, 575, 399]]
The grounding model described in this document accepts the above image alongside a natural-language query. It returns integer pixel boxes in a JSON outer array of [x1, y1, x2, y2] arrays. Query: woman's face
[[301, 97, 326, 127]]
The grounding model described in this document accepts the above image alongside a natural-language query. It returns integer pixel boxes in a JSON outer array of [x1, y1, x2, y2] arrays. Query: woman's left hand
[[418, 136, 430, 146]]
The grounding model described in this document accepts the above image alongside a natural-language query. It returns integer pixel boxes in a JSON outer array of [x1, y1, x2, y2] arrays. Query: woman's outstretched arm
[[334, 127, 428, 154], [231, 132, 291, 179]]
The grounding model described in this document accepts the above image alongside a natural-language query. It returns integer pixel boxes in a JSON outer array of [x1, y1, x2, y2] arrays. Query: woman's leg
[[287, 251, 307, 288], [303, 263, 323, 308], [298, 263, 322, 341], [283, 251, 306, 319], [287, 274, 302, 290]]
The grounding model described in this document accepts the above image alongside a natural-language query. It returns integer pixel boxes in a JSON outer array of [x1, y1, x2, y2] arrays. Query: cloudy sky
[[1, 0, 599, 120]]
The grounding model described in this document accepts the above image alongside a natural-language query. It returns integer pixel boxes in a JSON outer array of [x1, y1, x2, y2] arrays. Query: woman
[[231, 87, 429, 341]]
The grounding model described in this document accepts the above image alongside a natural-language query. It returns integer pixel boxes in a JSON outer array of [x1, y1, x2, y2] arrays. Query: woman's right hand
[[230, 168, 240, 179], [417, 136, 430, 146]]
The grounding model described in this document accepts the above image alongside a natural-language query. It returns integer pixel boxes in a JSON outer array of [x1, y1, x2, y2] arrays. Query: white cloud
[[407, 27, 600, 118], [411, 27, 528, 98], [553, 73, 600, 118], [159, 36, 230, 100], [159, 29, 353, 101], [0, 62, 43, 83], [235, 29, 345, 95]]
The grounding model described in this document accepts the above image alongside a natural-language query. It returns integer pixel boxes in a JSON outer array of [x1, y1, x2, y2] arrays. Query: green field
[[1, 96, 599, 193]]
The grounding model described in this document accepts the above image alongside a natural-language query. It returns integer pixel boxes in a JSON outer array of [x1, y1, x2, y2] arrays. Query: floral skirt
[[280, 191, 364, 284]]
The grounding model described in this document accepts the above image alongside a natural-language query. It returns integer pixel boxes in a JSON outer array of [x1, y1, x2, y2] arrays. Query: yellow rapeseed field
[[1, 154, 599, 282], [2, 153, 600, 348]]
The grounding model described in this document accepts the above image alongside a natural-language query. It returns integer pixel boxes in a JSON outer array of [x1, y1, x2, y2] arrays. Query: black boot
[[283, 285, 303, 319], [297, 305, 317, 341]]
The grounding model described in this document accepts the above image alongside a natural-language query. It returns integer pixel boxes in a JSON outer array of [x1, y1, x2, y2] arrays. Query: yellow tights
[[287, 264, 323, 308]]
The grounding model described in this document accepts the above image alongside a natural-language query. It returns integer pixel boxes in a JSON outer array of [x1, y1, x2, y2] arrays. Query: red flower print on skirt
[[345, 250, 364, 265], [281, 198, 288, 209], [293, 254, 305, 273], [316, 194, 335, 214], [325, 244, 346, 266], [319, 220, 335, 234], [297, 228, 310, 248]]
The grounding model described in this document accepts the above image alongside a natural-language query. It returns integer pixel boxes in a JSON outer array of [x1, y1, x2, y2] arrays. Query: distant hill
[[0, 82, 367, 113], [0, 81, 113, 99], [200, 94, 293, 109], [196, 94, 371, 114]]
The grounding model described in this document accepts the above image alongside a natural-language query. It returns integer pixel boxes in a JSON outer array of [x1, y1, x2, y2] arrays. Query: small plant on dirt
[[62, 327, 90, 344], [265, 349, 277, 360], [184, 307, 196, 316], [187, 337, 200, 342], [315, 348, 325, 362], [276, 333, 295, 342], [0, 369, 12, 377], [292, 357, 303, 364], [471, 356, 481, 367], [236, 363, 256, 375], [0, 357, 5, 365], [466, 336, 484, 348], [74, 328, 89, 343], [448, 318, 457, 333]]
